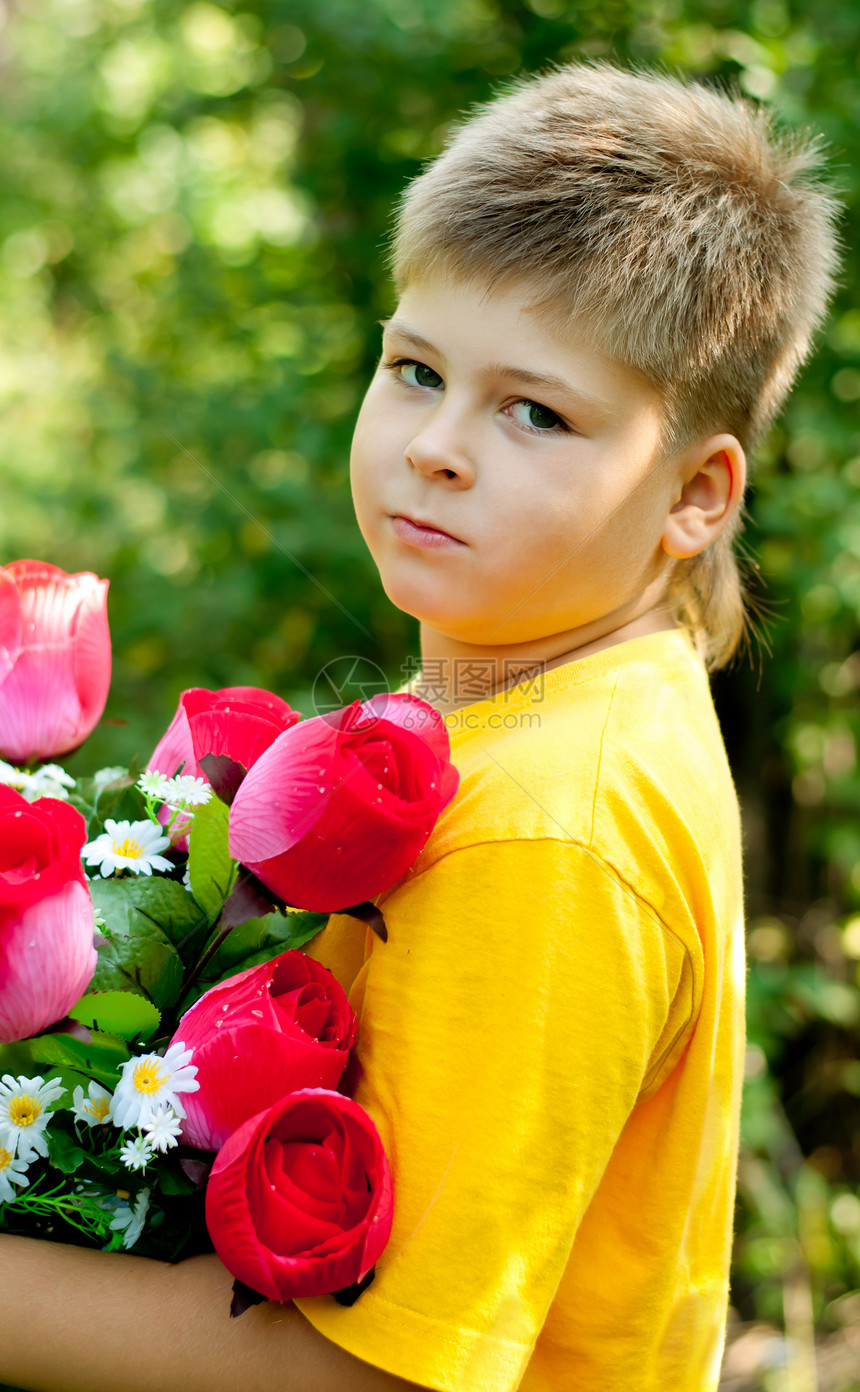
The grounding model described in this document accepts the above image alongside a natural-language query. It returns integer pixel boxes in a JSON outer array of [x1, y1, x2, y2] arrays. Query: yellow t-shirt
[[296, 629, 745, 1392]]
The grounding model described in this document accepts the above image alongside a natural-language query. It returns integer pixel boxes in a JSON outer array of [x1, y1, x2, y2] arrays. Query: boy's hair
[[390, 63, 840, 669]]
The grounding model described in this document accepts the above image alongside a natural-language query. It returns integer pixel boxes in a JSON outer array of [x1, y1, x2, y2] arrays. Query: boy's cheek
[[348, 476, 378, 554], [350, 428, 406, 537], [349, 456, 390, 562], [349, 417, 378, 512]]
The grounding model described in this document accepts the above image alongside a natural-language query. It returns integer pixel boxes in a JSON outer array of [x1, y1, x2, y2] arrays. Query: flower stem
[[169, 916, 232, 1024], [167, 863, 270, 1029], [5, 1183, 112, 1242]]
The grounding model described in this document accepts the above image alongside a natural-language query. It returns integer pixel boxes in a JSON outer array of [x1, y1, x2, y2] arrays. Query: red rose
[[147, 686, 300, 843], [0, 560, 110, 764], [205, 1088, 393, 1301], [175, 951, 356, 1152], [148, 686, 300, 785], [228, 693, 459, 911], [0, 787, 97, 1042]]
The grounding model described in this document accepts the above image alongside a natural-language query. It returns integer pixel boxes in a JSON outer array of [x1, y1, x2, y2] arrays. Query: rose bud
[[205, 1088, 393, 1302], [0, 787, 97, 1042], [148, 686, 301, 785], [228, 693, 459, 911], [0, 560, 110, 765], [174, 950, 356, 1152], [146, 686, 301, 843]]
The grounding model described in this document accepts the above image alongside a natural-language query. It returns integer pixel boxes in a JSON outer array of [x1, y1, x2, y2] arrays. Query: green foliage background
[[2, 0, 860, 1380]]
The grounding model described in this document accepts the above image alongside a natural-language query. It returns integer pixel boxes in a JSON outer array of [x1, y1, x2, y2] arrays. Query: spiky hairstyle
[[390, 63, 840, 667]]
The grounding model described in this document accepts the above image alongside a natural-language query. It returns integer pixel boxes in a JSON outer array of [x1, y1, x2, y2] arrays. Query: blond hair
[[390, 63, 840, 668]]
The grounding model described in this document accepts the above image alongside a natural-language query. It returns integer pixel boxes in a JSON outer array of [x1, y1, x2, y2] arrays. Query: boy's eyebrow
[[379, 319, 438, 359], [489, 362, 612, 416], [380, 317, 614, 416]]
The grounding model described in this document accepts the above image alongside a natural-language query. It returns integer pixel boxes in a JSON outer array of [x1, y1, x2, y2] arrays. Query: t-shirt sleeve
[[295, 837, 698, 1392]]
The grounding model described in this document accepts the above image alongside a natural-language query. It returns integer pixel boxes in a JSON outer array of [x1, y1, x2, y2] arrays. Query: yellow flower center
[[7, 1095, 40, 1127], [132, 1060, 164, 1094], [0, 1146, 13, 1170], [113, 835, 145, 859], [85, 1095, 111, 1122]]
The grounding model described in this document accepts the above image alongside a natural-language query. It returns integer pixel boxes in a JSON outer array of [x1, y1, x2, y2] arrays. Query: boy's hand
[[0, 1238, 428, 1392]]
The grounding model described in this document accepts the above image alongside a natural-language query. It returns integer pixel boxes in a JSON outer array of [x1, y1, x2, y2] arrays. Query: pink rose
[[228, 693, 459, 911], [147, 686, 300, 843], [175, 950, 356, 1152], [205, 1088, 393, 1301], [147, 687, 301, 785], [0, 787, 97, 1042], [0, 560, 110, 765]]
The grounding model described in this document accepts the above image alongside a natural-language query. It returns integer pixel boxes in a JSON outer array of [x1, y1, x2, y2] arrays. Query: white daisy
[[110, 1042, 198, 1130], [0, 1144, 30, 1203], [109, 1188, 150, 1249], [0, 768, 76, 801], [119, 1136, 154, 1171], [0, 763, 76, 801], [163, 775, 212, 809], [0, 760, 32, 793], [27, 764, 77, 799], [82, 819, 173, 877], [72, 1081, 113, 1127], [0, 1074, 65, 1163], [142, 1103, 183, 1153], [92, 766, 128, 793], [137, 770, 172, 799]]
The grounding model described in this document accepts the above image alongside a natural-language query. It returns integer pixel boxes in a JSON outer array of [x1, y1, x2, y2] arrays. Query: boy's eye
[[509, 399, 565, 432], [396, 360, 443, 389]]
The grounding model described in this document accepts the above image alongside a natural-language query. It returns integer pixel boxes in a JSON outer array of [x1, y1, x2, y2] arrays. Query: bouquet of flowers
[[0, 560, 458, 1311]]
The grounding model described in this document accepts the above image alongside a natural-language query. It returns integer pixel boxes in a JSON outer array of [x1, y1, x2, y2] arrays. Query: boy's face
[[350, 275, 680, 649]]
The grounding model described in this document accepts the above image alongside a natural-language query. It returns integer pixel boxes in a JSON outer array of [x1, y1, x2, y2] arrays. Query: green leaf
[[203, 911, 328, 991], [0, 1039, 38, 1078], [90, 875, 208, 953], [206, 914, 272, 975], [46, 1128, 89, 1176], [87, 1149, 125, 1176], [188, 908, 325, 988], [69, 991, 161, 1042], [30, 1030, 130, 1090], [157, 1165, 200, 1197], [278, 910, 329, 952], [88, 879, 199, 1007], [79, 761, 147, 838], [188, 795, 235, 919]]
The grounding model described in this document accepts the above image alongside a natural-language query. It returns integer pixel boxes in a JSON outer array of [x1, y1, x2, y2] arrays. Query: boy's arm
[[0, 1237, 427, 1392], [297, 836, 701, 1391]]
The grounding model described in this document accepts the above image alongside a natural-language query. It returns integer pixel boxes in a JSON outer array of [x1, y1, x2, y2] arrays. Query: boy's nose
[[404, 415, 475, 485]]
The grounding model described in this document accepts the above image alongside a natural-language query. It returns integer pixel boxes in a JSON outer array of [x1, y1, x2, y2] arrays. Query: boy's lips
[[389, 513, 466, 549]]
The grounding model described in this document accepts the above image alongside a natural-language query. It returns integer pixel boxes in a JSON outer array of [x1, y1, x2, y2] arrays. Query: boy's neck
[[413, 609, 678, 714]]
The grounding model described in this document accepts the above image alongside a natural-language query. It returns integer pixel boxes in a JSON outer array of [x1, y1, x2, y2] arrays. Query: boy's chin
[[378, 574, 485, 640]]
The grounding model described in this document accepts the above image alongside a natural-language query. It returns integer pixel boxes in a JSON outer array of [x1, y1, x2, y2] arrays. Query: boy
[[0, 61, 838, 1392]]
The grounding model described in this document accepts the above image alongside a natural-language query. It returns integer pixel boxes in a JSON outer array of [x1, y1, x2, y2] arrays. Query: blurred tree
[[2, 0, 860, 1376]]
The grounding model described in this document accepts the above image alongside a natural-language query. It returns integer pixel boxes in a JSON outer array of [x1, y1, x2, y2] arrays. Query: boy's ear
[[661, 434, 746, 560]]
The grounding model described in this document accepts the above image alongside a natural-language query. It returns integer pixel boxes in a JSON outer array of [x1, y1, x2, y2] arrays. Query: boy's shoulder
[[407, 629, 741, 924]]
